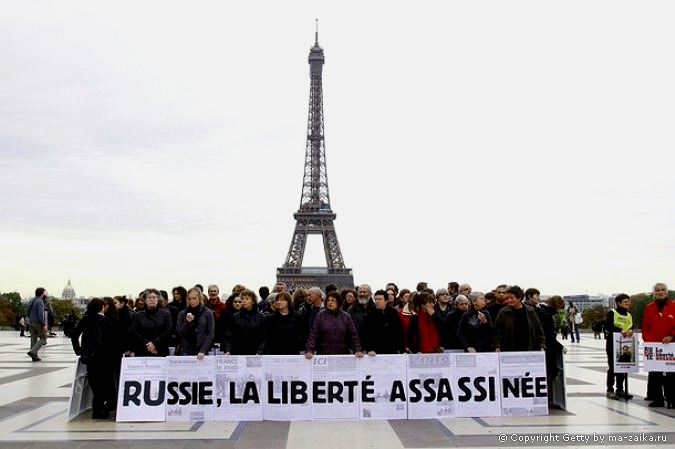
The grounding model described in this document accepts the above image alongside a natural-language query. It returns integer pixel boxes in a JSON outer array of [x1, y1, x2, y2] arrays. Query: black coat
[[263, 311, 304, 355], [224, 306, 265, 355], [347, 300, 375, 342], [297, 302, 322, 347], [457, 309, 494, 352], [167, 300, 186, 335], [117, 306, 135, 353], [128, 307, 173, 356], [217, 309, 234, 349], [71, 313, 115, 363], [433, 304, 453, 349], [362, 305, 405, 354], [71, 312, 116, 417], [538, 304, 565, 381]]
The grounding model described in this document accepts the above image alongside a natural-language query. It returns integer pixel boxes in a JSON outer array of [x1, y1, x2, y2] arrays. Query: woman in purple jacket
[[304, 292, 364, 358]]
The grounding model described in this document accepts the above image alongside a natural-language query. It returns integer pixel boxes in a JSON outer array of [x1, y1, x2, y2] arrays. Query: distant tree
[[582, 304, 609, 328], [0, 298, 16, 327], [0, 292, 24, 317], [49, 298, 77, 325]]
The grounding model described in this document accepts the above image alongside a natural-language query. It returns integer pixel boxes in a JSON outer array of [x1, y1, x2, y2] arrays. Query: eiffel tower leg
[[285, 224, 308, 268], [322, 229, 345, 269]]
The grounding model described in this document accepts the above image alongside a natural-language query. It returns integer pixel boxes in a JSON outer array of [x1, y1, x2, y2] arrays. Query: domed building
[[62, 279, 76, 301]]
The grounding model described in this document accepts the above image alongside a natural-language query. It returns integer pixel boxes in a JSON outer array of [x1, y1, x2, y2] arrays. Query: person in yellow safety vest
[[604, 294, 633, 400]]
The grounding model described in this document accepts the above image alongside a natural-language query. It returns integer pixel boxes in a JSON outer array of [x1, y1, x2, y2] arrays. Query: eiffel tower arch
[[277, 25, 354, 291]]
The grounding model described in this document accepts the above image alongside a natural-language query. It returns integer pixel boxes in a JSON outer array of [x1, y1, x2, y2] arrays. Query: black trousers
[[646, 371, 665, 403], [606, 347, 626, 392], [647, 371, 675, 404], [87, 360, 117, 418]]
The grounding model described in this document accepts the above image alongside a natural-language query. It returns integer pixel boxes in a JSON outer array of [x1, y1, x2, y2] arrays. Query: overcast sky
[[2, 1, 674, 299]]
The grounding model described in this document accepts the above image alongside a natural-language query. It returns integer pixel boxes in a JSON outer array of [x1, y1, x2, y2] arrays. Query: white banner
[[114, 353, 551, 422], [166, 356, 216, 421], [117, 357, 168, 422], [405, 353, 456, 419], [262, 356, 312, 421], [310, 355, 360, 419], [613, 333, 639, 374], [499, 352, 548, 416], [454, 352, 501, 417], [214, 356, 263, 421], [642, 342, 675, 372], [357, 355, 408, 420]]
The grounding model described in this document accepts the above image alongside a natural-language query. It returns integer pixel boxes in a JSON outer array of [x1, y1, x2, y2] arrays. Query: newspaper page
[[453, 352, 501, 417], [310, 355, 360, 419], [213, 355, 263, 421], [612, 333, 639, 374], [406, 353, 455, 419], [357, 354, 408, 420], [261, 355, 312, 421], [165, 356, 216, 421], [498, 351, 548, 416], [116, 357, 168, 422]]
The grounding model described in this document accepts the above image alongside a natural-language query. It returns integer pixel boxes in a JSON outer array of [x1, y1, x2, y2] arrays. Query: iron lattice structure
[[277, 30, 354, 291]]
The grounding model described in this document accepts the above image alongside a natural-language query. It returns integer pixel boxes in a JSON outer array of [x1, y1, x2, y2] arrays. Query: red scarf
[[417, 311, 440, 353]]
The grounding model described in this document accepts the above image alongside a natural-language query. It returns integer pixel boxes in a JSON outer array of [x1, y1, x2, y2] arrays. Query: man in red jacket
[[641, 283, 675, 408]]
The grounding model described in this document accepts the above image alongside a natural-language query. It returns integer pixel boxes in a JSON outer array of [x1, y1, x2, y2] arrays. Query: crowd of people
[[23, 280, 675, 419]]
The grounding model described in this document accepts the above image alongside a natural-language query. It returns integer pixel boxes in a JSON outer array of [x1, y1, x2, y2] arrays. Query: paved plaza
[[0, 330, 673, 448]]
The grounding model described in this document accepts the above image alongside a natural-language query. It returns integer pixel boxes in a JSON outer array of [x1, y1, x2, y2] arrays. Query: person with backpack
[[71, 298, 116, 419]]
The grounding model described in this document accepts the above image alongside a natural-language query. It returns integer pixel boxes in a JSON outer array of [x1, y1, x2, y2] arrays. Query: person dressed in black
[[71, 298, 116, 419], [168, 286, 188, 345], [62, 311, 78, 338], [526, 292, 567, 408], [263, 291, 304, 355], [224, 289, 265, 355], [128, 288, 173, 356], [113, 296, 135, 352], [458, 293, 494, 353], [445, 295, 470, 350], [297, 287, 324, 348], [433, 289, 455, 351], [363, 290, 405, 355], [102, 296, 123, 405]]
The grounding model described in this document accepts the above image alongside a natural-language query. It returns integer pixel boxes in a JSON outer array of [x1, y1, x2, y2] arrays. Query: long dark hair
[[86, 298, 104, 316], [103, 297, 118, 320], [172, 286, 188, 304]]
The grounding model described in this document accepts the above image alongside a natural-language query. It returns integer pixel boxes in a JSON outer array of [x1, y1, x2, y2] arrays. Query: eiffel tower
[[276, 26, 354, 291]]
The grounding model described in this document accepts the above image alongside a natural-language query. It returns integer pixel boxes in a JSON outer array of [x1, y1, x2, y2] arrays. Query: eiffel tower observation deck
[[277, 24, 354, 290]]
